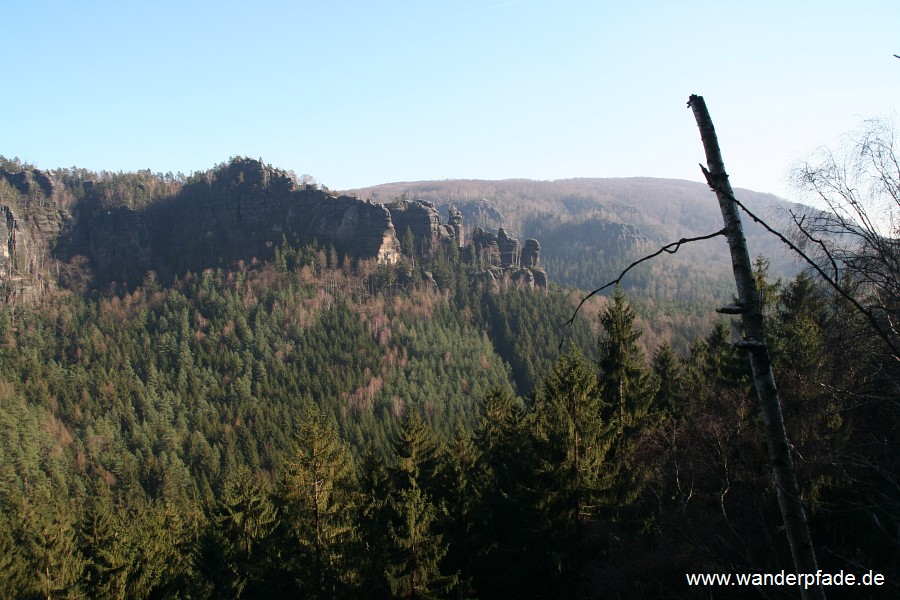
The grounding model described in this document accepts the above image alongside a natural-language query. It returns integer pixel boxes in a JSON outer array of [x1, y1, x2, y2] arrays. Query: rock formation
[[0, 168, 70, 302], [0, 158, 549, 299], [385, 198, 463, 251], [521, 238, 541, 268], [471, 226, 547, 289], [448, 205, 464, 247], [2, 159, 402, 292]]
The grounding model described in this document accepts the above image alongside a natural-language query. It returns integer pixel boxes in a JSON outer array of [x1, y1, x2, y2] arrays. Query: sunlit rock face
[[1, 159, 404, 294], [384, 198, 464, 253], [1, 167, 71, 302], [470, 226, 547, 289], [0, 158, 550, 300]]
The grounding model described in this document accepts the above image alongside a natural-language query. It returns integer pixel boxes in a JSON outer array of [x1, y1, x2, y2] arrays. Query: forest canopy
[[0, 138, 897, 597]]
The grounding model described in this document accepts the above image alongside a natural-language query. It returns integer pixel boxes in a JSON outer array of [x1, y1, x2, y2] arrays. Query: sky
[[3, 0, 898, 200]]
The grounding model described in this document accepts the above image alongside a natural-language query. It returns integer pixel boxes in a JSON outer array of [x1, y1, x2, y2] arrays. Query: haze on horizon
[[2, 0, 897, 201]]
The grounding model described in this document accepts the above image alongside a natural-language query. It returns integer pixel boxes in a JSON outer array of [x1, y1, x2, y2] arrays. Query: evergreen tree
[[652, 342, 687, 415], [80, 483, 133, 599], [536, 348, 609, 544], [357, 443, 393, 600], [278, 404, 360, 598], [385, 410, 456, 599], [528, 348, 611, 596], [11, 490, 86, 600], [385, 485, 456, 600], [204, 463, 277, 597], [390, 410, 443, 498], [471, 388, 552, 599], [401, 226, 417, 262], [440, 428, 483, 596], [598, 286, 658, 511], [0, 508, 29, 598]]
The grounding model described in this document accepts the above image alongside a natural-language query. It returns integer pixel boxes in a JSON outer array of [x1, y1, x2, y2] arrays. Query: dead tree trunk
[[688, 95, 825, 600]]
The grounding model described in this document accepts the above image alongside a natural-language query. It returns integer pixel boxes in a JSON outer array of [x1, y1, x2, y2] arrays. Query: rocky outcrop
[[290, 195, 400, 264], [471, 226, 547, 289], [74, 163, 403, 285], [0, 158, 548, 299], [0, 167, 71, 301], [448, 205, 464, 247], [0, 168, 55, 198], [497, 227, 520, 268], [387, 198, 442, 247], [0, 208, 38, 302], [593, 220, 648, 244], [521, 238, 541, 268], [385, 199, 462, 251]]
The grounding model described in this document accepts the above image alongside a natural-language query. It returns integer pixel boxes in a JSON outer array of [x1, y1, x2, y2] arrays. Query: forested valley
[[0, 155, 897, 598]]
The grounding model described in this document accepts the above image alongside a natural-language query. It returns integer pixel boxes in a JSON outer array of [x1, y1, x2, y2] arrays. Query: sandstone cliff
[[0, 158, 550, 299], [0, 167, 71, 301], [471, 226, 547, 289], [65, 158, 403, 286]]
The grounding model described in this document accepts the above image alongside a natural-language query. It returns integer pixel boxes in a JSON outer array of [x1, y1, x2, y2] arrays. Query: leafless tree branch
[[560, 229, 726, 346], [701, 166, 900, 362]]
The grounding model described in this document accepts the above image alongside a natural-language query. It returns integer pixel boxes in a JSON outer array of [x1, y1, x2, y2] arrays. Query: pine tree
[[471, 387, 554, 599], [652, 342, 687, 415], [441, 428, 483, 595], [80, 483, 133, 599], [357, 443, 393, 599], [384, 410, 456, 599], [7, 487, 86, 600], [278, 404, 360, 598], [537, 348, 609, 543], [598, 286, 658, 510], [402, 226, 417, 262], [390, 410, 443, 498], [206, 463, 277, 597], [385, 485, 456, 600]]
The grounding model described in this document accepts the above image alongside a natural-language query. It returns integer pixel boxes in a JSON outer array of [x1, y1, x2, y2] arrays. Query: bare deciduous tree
[[688, 94, 825, 600], [790, 119, 900, 363]]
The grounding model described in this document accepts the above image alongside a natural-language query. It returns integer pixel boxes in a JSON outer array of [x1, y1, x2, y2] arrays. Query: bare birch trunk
[[688, 95, 825, 600]]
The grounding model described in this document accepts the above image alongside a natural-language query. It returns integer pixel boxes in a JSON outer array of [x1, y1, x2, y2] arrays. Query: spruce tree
[[206, 463, 277, 597], [13, 490, 86, 600], [652, 342, 687, 415], [441, 428, 482, 595], [537, 348, 609, 543], [384, 410, 456, 599], [385, 485, 456, 600], [598, 286, 658, 511], [278, 404, 360, 598], [80, 483, 133, 599], [529, 348, 611, 597], [390, 410, 443, 498], [357, 443, 393, 599]]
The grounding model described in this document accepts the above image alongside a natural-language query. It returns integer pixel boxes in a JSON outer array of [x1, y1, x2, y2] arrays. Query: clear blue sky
[[3, 1, 897, 199]]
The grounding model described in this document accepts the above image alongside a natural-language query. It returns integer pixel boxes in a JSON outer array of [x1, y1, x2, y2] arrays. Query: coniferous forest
[[0, 154, 898, 599]]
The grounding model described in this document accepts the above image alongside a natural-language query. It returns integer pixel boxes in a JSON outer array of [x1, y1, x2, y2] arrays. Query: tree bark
[[688, 95, 825, 600]]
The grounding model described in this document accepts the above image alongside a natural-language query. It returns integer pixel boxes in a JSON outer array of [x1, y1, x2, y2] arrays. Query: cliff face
[[67, 159, 403, 286], [386, 198, 462, 250], [471, 226, 547, 289], [0, 159, 404, 295], [0, 158, 549, 299], [0, 168, 71, 301]]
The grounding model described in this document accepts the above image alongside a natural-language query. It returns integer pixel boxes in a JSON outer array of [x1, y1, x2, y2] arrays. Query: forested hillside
[[0, 156, 897, 598], [349, 177, 810, 350], [349, 177, 803, 295]]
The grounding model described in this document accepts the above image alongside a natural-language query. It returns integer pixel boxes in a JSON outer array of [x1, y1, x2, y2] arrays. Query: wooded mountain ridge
[[2, 157, 555, 304], [349, 177, 806, 297], [0, 155, 896, 598], [1, 154, 806, 309]]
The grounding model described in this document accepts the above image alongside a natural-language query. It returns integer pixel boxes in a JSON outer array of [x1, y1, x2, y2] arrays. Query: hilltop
[[0, 157, 547, 302], [349, 177, 805, 301]]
